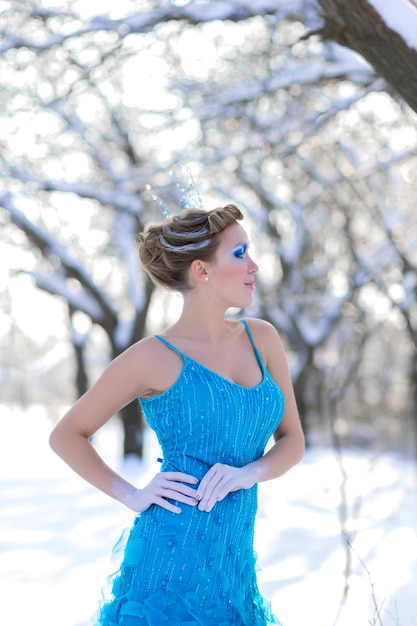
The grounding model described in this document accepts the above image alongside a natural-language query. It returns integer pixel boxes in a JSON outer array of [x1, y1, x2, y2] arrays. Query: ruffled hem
[[92, 526, 282, 626]]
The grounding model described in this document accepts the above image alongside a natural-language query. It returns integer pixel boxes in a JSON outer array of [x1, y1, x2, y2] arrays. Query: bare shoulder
[[110, 335, 154, 368], [93, 336, 162, 396], [242, 318, 285, 365], [127, 334, 166, 358], [242, 317, 278, 339], [242, 317, 282, 344], [122, 334, 183, 398], [120, 335, 175, 375]]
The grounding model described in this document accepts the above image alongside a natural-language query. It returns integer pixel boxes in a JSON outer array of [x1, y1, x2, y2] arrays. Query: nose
[[248, 255, 258, 274]]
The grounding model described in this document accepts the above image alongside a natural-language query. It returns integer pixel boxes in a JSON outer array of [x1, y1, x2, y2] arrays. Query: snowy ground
[[1, 405, 416, 626]]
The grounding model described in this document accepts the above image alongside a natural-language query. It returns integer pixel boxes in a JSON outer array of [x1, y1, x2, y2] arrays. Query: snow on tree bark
[[316, 0, 417, 112]]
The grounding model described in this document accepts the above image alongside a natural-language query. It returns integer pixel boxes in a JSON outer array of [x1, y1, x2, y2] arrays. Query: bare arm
[[49, 340, 198, 513]]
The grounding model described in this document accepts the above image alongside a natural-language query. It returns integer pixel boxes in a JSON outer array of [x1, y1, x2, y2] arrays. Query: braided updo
[[137, 203, 243, 291]]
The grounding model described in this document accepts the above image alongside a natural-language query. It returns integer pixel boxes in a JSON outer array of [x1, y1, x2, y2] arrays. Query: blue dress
[[94, 320, 285, 625]]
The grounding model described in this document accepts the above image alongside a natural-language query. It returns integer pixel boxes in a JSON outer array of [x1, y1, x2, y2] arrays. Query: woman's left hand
[[195, 463, 256, 512]]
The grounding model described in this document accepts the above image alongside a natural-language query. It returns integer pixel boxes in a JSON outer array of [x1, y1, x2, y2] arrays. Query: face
[[205, 222, 258, 308]]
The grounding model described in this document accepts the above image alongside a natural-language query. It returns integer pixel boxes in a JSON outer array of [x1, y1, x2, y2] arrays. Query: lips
[[244, 281, 255, 290]]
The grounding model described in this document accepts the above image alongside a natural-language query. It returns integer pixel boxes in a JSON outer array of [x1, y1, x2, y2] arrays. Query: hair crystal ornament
[[169, 167, 204, 211], [145, 184, 173, 218], [146, 167, 204, 219], [147, 168, 211, 253]]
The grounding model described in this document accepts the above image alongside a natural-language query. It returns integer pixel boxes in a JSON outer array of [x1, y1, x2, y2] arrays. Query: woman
[[49, 202, 304, 625]]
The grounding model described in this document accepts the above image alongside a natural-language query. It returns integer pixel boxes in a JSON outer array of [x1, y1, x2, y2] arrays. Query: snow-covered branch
[[0, 192, 117, 325], [114, 213, 144, 312], [3, 0, 417, 112], [317, 0, 417, 112], [9, 167, 144, 216], [0, 1, 311, 55], [181, 61, 376, 124]]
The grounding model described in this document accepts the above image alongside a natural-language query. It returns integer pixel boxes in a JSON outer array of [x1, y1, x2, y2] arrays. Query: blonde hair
[[137, 203, 243, 291]]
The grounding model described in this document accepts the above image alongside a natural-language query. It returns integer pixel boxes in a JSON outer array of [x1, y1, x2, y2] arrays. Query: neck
[[172, 292, 235, 343]]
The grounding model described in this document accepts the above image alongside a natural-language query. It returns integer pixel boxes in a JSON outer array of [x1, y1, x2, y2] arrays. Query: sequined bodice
[[139, 320, 285, 478]]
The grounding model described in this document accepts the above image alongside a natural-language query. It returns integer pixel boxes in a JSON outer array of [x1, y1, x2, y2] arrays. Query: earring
[[204, 276, 209, 282]]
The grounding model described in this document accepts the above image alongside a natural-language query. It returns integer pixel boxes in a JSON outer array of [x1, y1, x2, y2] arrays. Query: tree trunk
[[73, 341, 88, 398], [69, 308, 89, 398], [116, 275, 155, 458], [317, 0, 417, 113], [292, 346, 317, 444], [293, 371, 309, 442], [407, 343, 417, 458], [119, 399, 145, 458]]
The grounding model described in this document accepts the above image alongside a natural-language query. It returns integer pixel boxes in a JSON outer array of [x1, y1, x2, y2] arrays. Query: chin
[[229, 296, 254, 309]]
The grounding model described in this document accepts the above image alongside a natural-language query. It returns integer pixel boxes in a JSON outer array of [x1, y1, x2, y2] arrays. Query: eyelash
[[233, 244, 248, 259]]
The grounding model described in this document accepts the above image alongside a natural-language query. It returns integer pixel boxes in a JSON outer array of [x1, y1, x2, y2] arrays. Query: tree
[[316, 0, 417, 113], [1, 1, 417, 109], [1, 0, 417, 456]]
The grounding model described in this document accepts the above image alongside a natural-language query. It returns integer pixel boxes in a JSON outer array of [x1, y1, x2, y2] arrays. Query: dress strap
[[153, 334, 184, 356], [155, 323, 264, 367], [240, 319, 265, 370]]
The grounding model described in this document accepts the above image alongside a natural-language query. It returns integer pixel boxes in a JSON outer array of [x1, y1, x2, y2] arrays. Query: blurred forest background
[[1, 0, 417, 459]]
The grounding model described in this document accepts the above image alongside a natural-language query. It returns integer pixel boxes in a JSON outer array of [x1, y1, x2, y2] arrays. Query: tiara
[[170, 168, 204, 211], [146, 167, 204, 219]]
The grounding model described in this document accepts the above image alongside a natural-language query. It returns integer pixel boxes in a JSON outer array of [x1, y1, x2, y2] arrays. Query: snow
[[1, 405, 416, 626], [368, 0, 417, 53]]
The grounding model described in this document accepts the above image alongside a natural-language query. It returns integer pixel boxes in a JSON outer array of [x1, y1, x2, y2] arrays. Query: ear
[[190, 259, 209, 283]]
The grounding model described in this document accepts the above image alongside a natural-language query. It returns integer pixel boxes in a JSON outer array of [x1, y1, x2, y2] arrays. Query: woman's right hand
[[127, 472, 200, 514]]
